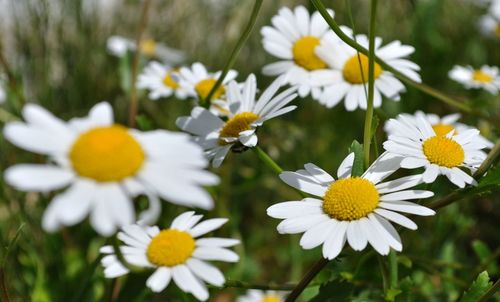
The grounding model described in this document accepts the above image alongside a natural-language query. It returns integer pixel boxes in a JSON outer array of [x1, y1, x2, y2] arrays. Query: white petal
[[189, 218, 228, 237], [374, 209, 417, 230], [300, 219, 336, 249], [187, 258, 225, 286], [279, 171, 328, 197], [337, 152, 354, 179], [5, 164, 74, 192], [322, 221, 348, 260], [346, 220, 368, 251], [380, 190, 434, 201], [172, 265, 209, 301], [146, 267, 172, 292], [267, 199, 323, 219], [193, 247, 239, 262], [378, 201, 435, 216], [276, 214, 329, 234]]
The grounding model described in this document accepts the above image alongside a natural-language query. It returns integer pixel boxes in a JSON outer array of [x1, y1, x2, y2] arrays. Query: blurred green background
[[0, 0, 498, 301]]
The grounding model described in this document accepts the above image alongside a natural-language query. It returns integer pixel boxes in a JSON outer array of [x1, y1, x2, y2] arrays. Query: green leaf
[[348, 140, 364, 177], [385, 288, 403, 301], [477, 164, 500, 189], [472, 240, 498, 274], [311, 280, 354, 302], [459, 271, 493, 302]]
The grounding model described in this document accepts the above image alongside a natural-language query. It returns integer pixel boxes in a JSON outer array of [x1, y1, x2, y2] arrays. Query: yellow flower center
[[219, 112, 259, 144], [292, 36, 327, 71], [139, 39, 156, 57], [495, 24, 500, 37], [322, 177, 379, 221], [343, 54, 383, 84], [422, 136, 464, 168], [432, 123, 456, 136], [163, 72, 178, 89], [195, 78, 225, 100], [472, 70, 493, 84], [261, 295, 281, 302], [146, 229, 195, 267], [69, 125, 145, 182]]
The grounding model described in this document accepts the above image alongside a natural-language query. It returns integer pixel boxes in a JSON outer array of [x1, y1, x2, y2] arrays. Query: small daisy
[[478, 14, 500, 38], [267, 152, 435, 260], [137, 61, 188, 100], [260, 5, 338, 98], [3, 102, 218, 236], [315, 30, 421, 110], [383, 114, 488, 188], [384, 111, 494, 149], [177, 74, 297, 168], [106, 35, 185, 64], [100, 211, 239, 300], [237, 290, 287, 302], [178, 62, 238, 116], [448, 65, 500, 94]]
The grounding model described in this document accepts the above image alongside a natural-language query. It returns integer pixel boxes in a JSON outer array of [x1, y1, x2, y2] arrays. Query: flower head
[[237, 290, 287, 302], [448, 65, 500, 94], [137, 61, 188, 100], [106, 35, 185, 64]]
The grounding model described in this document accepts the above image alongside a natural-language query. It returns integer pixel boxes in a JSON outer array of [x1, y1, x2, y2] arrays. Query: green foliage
[[311, 280, 354, 302], [348, 140, 364, 176], [459, 271, 493, 302]]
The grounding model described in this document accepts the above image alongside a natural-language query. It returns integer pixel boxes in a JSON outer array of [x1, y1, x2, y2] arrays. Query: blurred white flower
[[237, 290, 287, 302], [448, 65, 500, 94], [106, 35, 185, 64], [137, 61, 188, 100], [478, 14, 500, 38]]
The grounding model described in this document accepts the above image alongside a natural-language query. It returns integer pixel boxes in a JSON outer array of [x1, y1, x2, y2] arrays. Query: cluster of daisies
[[2, 5, 496, 302]]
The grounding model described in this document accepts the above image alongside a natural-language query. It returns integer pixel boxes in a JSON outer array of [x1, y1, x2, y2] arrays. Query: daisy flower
[[106, 35, 185, 64], [478, 14, 500, 38], [137, 61, 188, 100], [3, 102, 218, 236], [315, 31, 421, 110], [260, 5, 338, 98], [237, 290, 287, 302], [383, 114, 489, 188], [448, 65, 500, 94], [384, 111, 494, 149], [177, 74, 297, 168], [267, 152, 435, 260], [100, 211, 239, 300], [178, 62, 238, 116]]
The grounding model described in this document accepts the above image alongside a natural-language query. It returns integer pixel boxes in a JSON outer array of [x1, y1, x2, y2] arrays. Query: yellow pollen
[[432, 123, 456, 136], [261, 295, 281, 302], [472, 70, 493, 84], [139, 39, 157, 57], [292, 36, 327, 71], [195, 78, 225, 100], [69, 125, 145, 182], [422, 136, 464, 168], [495, 24, 500, 37], [162, 72, 178, 89], [343, 54, 383, 84], [322, 177, 379, 221], [219, 112, 259, 144], [146, 229, 195, 267]]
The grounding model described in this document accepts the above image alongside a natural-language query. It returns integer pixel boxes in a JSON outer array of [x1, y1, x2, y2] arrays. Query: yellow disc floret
[[261, 295, 281, 302], [343, 54, 383, 84], [292, 36, 327, 71], [322, 177, 379, 221], [195, 78, 225, 100], [69, 125, 145, 182], [163, 72, 179, 89], [472, 70, 493, 84], [219, 112, 259, 143], [422, 136, 464, 168], [432, 123, 456, 136], [146, 229, 196, 267], [139, 39, 157, 57]]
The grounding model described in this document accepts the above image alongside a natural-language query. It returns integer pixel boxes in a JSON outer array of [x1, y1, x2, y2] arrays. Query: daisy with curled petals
[[267, 152, 435, 260], [177, 74, 297, 168], [315, 30, 421, 110], [383, 114, 488, 188], [237, 290, 286, 302], [3, 102, 218, 236], [100, 211, 239, 301], [260, 5, 338, 98], [448, 65, 500, 94], [137, 61, 188, 100], [178, 62, 238, 116], [384, 111, 494, 149]]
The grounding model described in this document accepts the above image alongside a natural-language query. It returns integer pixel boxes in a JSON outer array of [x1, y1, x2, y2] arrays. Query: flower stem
[[389, 250, 398, 289], [253, 146, 283, 174], [202, 0, 263, 107], [285, 258, 329, 302], [363, 0, 378, 168]]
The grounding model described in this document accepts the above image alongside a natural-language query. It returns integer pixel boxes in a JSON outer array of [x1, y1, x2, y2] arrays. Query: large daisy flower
[[3, 102, 218, 236], [178, 62, 238, 116], [315, 30, 421, 110], [384, 111, 494, 149], [260, 5, 338, 99], [100, 211, 239, 301], [106, 36, 185, 64], [137, 61, 188, 100], [383, 114, 488, 188], [448, 65, 500, 94], [267, 152, 435, 260], [177, 74, 297, 168], [237, 290, 287, 302]]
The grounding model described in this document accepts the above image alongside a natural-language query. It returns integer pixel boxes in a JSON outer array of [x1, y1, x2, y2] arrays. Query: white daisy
[[383, 113, 489, 188], [3, 102, 218, 236], [178, 62, 238, 116], [267, 152, 435, 260], [260, 5, 338, 99], [384, 111, 494, 149], [106, 35, 185, 64], [176, 74, 297, 168], [315, 30, 421, 110], [478, 14, 500, 38], [137, 61, 188, 100], [448, 65, 500, 94], [237, 290, 287, 302], [100, 211, 239, 301]]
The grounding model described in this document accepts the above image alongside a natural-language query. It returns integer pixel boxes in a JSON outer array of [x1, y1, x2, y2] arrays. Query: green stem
[[253, 146, 283, 174], [285, 258, 330, 302], [202, 0, 263, 106], [363, 0, 378, 168], [477, 278, 500, 302], [389, 250, 398, 289], [309, 0, 488, 119], [377, 255, 390, 292]]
